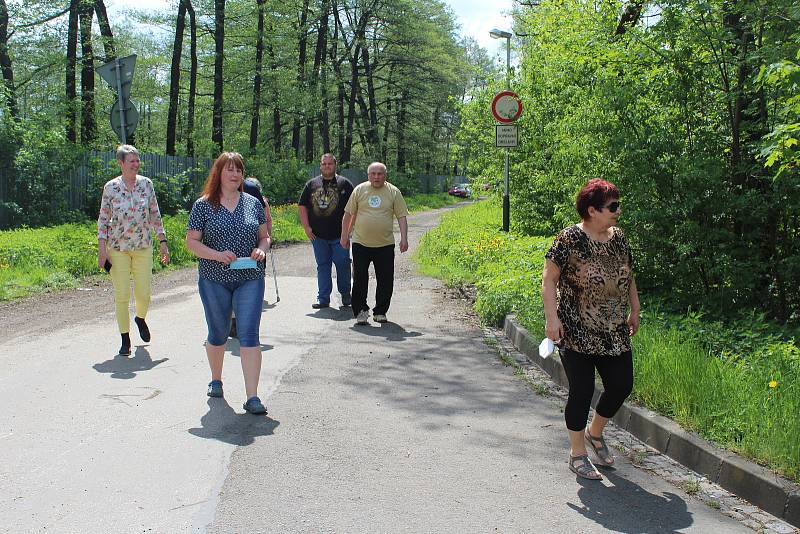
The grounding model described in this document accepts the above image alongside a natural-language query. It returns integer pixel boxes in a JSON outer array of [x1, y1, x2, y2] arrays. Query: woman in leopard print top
[[542, 178, 641, 480]]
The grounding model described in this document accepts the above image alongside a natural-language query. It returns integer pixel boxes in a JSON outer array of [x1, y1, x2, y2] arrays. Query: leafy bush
[[244, 154, 311, 204], [151, 168, 205, 215], [388, 171, 421, 196], [7, 126, 84, 227]]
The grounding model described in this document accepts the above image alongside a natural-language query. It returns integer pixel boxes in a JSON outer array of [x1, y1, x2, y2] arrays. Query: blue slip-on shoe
[[207, 380, 223, 398], [311, 302, 330, 309], [243, 396, 267, 414]]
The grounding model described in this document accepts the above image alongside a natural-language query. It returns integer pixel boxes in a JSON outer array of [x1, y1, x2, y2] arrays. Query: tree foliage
[[457, 0, 800, 322], [0, 0, 489, 228]]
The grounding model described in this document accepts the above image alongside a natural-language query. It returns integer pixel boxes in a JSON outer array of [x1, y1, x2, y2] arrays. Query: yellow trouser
[[108, 247, 153, 333]]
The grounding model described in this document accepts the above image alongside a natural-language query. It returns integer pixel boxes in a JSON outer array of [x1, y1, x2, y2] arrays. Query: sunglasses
[[601, 201, 620, 213]]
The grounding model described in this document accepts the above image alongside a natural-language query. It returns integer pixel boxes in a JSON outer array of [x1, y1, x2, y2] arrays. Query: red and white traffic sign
[[491, 91, 523, 123]]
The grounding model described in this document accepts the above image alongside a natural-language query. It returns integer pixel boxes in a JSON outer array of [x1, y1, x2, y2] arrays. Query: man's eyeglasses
[[601, 201, 620, 213]]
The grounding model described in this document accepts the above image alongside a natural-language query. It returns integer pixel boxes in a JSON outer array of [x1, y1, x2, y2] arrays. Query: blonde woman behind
[[97, 145, 169, 356]]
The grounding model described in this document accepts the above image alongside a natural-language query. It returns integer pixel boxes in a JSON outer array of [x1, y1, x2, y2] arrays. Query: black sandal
[[585, 431, 615, 466], [569, 454, 602, 480]]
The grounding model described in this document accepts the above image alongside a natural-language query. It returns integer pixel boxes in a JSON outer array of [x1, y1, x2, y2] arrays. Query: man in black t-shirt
[[298, 153, 354, 308]]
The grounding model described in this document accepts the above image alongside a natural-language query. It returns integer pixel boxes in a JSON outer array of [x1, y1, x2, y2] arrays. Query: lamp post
[[490, 28, 512, 232]]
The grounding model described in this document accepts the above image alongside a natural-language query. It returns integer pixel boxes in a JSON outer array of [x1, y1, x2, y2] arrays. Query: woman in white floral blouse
[[97, 145, 170, 356]]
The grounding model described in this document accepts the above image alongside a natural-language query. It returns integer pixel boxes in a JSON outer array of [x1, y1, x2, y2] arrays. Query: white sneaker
[[373, 314, 387, 323], [355, 310, 369, 325]]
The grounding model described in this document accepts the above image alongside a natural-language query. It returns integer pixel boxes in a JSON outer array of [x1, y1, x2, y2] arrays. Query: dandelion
[[768, 380, 778, 388]]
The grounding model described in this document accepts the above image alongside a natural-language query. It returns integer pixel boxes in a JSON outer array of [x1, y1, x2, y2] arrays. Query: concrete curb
[[503, 314, 800, 528]]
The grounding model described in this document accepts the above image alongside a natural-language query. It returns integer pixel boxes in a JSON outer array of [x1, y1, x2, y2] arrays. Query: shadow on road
[[226, 337, 274, 357], [188, 398, 280, 446], [306, 306, 355, 322], [92, 346, 168, 379], [349, 321, 423, 341], [567, 469, 693, 533]]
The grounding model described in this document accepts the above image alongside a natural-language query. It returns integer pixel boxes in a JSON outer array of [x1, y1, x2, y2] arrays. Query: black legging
[[559, 348, 634, 432]]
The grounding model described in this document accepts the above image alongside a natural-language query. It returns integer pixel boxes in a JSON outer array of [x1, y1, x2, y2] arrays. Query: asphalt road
[[0, 204, 751, 533]]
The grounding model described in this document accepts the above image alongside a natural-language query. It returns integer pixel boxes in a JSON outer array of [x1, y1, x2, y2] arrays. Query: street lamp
[[490, 28, 512, 232]]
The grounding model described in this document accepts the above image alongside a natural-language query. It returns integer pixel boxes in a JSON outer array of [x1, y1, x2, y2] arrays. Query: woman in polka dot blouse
[[186, 152, 272, 415]]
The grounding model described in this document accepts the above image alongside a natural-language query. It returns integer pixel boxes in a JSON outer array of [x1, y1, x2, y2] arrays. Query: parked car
[[448, 183, 471, 198]]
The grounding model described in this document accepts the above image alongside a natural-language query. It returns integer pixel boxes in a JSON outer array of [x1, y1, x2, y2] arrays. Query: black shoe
[[229, 317, 237, 338], [243, 396, 267, 414], [119, 333, 131, 355], [134, 316, 151, 342], [311, 302, 330, 309], [207, 380, 223, 398]]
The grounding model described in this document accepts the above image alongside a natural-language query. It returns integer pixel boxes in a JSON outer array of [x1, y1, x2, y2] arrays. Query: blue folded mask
[[228, 257, 258, 270]]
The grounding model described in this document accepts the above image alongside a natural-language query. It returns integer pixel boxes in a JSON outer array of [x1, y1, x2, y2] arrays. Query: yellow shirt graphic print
[[368, 195, 381, 208]]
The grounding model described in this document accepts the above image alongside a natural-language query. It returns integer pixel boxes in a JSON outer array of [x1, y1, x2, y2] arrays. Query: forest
[[0, 0, 495, 224]]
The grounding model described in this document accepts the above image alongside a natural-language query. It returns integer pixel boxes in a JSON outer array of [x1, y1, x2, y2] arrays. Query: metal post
[[269, 247, 280, 302], [505, 36, 511, 90], [502, 35, 511, 232], [114, 59, 127, 144], [503, 150, 510, 231]]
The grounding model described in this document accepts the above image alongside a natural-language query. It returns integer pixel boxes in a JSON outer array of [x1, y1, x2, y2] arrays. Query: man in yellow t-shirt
[[340, 162, 409, 325]]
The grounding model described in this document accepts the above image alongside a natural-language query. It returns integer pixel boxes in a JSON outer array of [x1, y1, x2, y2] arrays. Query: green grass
[[0, 192, 460, 301], [405, 192, 465, 212], [415, 198, 800, 482]]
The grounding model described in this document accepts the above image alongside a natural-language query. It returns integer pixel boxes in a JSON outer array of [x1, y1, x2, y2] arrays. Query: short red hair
[[575, 178, 620, 220], [202, 152, 245, 207]]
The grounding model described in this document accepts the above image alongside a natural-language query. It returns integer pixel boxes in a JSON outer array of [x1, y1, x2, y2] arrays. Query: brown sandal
[[585, 432, 615, 466], [569, 454, 602, 480]]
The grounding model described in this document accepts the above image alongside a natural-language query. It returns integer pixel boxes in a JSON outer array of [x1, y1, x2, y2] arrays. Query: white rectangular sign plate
[[496, 125, 518, 148]]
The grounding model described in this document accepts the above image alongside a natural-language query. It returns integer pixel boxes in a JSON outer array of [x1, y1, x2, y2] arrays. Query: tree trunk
[[381, 65, 394, 162], [396, 91, 408, 172], [317, 0, 331, 153], [319, 66, 331, 154], [93, 0, 116, 62], [336, 78, 345, 161], [333, 3, 372, 163], [65, 0, 79, 143], [426, 105, 440, 173], [266, 16, 281, 154], [212, 0, 225, 154], [78, 0, 96, 144], [342, 46, 359, 165], [381, 96, 390, 162], [328, 9, 345, 159], [292, 0, 310, 157], [186, 0, 197, 156], [361, 42, 379, 150], [166, 0, 187, 156], [249, 0, 266, 152], [0, 0, 17, 119], [306, 4, 328, 162]]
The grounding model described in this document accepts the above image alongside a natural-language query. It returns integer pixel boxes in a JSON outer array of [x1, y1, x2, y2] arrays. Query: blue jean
[[310, 238, 351, 304], [198, 277, 265, 347]]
